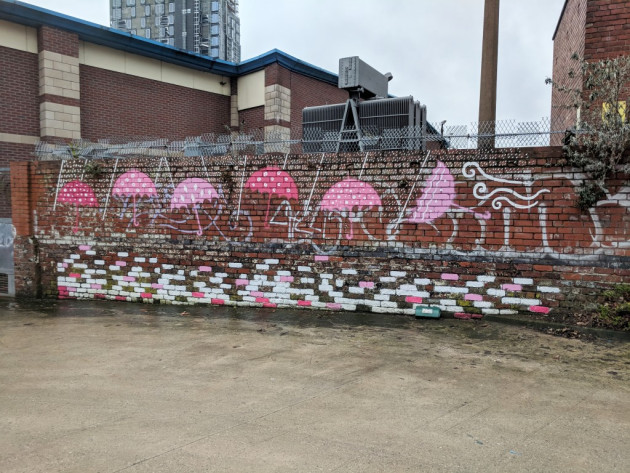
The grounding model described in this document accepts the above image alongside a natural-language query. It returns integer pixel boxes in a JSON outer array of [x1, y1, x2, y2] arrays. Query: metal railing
[[33, 117, 568, 160]]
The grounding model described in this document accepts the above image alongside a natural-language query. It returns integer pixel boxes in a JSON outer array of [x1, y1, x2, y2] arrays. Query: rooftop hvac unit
[[338, 56, 391, 99]]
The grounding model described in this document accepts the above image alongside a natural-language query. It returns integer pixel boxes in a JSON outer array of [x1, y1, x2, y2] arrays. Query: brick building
[[0, 0, 349, 220], [550, 0, 630, 133]]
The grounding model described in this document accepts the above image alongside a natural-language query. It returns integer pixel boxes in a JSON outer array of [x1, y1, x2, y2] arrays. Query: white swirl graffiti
[[472, 183, 550, 209], [462, 161, 535, 186]]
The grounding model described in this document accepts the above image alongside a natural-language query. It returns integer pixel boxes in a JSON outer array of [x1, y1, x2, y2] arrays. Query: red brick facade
[[10, 147, 630, 321], [37, 25, 78, 57], [0, 46, 40, 137]]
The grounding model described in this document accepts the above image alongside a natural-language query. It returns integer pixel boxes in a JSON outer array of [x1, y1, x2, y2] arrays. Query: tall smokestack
[[478, 0, 500, 149]]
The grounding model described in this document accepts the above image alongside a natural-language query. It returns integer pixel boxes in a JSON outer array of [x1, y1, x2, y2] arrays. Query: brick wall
[[585, 0, 630, 61], [12, 147, 630, 322], [0, 46, 40, 137], [80, 65, 232, 141], [550, 0, 587, 137], [238, 106, 265, 133]]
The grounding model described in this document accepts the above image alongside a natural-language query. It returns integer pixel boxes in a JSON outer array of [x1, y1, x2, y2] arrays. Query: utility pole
[[478, 0, 500, 149]]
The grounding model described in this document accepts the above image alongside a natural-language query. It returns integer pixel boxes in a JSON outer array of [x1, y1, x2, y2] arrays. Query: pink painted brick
[[529, 305, 550, 314], [359, 281, 375, 289], [94, 293, 105, 299], [79, 245, 91, 251], [251, 291, 264, 297], [235, 279, 248, 286], [314, 255, 329, 261], [326, 303, 342, 310], [115, 296, 126, 301], [297, 300, 312, 307], [151, 283, 163, 289], [471, 313, 483, 319], [211, 298, 225, 305], [405, 296, 423, 304], [123, 276, 135, 282], [263, 303, 277, 308], [192, 292, 204, 298], [90, 284, 102, 290], [454, 312, 472, 319], [464, 294, 483, 301], [68, 273, 81, 278], [502, 284, 522, 291], [441, 273, 459, 281], [115, 261, 127, 267], [255, 297, 270, 303], [198, 266, 212, 272], [280, 276, 294, 283], [62, 263, 68, 268], [141, 293, 153, 299]]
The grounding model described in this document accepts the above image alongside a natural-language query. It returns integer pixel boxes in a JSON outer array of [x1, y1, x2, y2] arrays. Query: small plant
[[596, 284, 630, 331], [83, 160, 103, 179], [547, 54, 630, 209]]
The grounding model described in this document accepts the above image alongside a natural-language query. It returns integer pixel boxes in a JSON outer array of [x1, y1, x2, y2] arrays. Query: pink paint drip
[[529, 305, 550, 314], [405, 296, 423, 304]]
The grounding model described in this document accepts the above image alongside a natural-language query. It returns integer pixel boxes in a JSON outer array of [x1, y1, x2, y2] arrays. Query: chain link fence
[[33, 117, 568, 160]]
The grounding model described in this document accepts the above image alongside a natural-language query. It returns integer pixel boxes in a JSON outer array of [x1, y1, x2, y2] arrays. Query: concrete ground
[[0, 300, 629, 473]]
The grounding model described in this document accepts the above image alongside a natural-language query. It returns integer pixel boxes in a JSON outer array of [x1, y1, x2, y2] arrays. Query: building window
[[211, 48, 219, 57], [140, 17, 146, 28], [130, 7, 136, 17], [126, 0, 135, 6], [145, 5, 150, 16], [155, 4, 164, 15], [211, 1, 219, 12], [168, 14, 174, 25], [168, 2, 175, 13], [211, 25, 219, 34], [211, 13, 219, 23], [168, 25, 174, 35], [211, 37, 219, 46]]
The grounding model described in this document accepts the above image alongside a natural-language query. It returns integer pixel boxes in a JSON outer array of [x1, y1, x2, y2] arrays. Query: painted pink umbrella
[[58, 180, 98, 234], [170, 177, 219, 236], [112, 169, 157, 226], [245, 166, 298, 228], [320, 178, 382, 240], [409, 160, 490, 224]]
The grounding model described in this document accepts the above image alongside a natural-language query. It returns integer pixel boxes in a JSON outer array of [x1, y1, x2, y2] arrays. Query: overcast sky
[[22, 0, 566, 126]]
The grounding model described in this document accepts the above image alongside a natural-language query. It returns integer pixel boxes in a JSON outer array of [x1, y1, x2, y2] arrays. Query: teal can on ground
[[415, 305, 441, 318]]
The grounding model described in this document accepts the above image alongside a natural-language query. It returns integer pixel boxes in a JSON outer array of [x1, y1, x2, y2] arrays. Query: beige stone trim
[[264, 125, 291, 154], [0, 19, 37, 53], [264, 84, 291, 123], [39, 50, 81, 100], [230, 95, 239, 128], [0, 132, 39, 145], [40, 102, 81, 140], [79, 42, 230, 96], [237, 71, 265, 110]]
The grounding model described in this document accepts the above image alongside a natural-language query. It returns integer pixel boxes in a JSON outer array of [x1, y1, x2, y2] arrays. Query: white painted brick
[[320, 274, 333, 279], [487, 289, 506, 297], [117, 252, 128, 257], [473, 301, 493, 308], [380, 301, 399, 308], [245, 285, 258, 291], [478, 275, 496, 283], [242, 296, 256, 302], [63, 259, 74, 264], [273, 286, 289, 294], [256, 264, 269, 270], [329, 291, 343, 297], [177, 270, 184, 275], [57, 268, 66, 273], [374, 294, 390, 301], [434, 286, 468, 294], [311, 302, 327, 308], [502, 297, 540, 306], [298, 266, 312, 272], [86, 251, 96, 256], [319, 283, 334, 292], [414, 278, 431, 285], [336, 279, 345, 288], [341, 304, 357, 311], [128, 272, 139, 277], [162, 264, 174, 269], [154, 268, 161, 274], [95, 270, 106, 275], [220, 284, 231, 290], [229, 262, 243, 268], [94, 260, 105, 265], [173, 275, 186, 281], [70, 254, 80, 259], [215, 273, 228, 278], [482, 308, 500, 314], [264, 259, 279, 265], [149, 258, 157, 263], [514, 278, 533, 285], [342, 269, 357, 275], [134, 257, 146, 263], [209, 277, 223, 284], [140, 272, 150, 278], [537, 286, 560, 293], [108, 265, 120, 271], [193, 282, 206, 288], [277, 271, 291, 276], [390, 271, 406, 277], [380, 289, 396, 295], [112, 285, 123, 291], [499, 309, 518, 315], [466, 281, 484, 288], [73, 263, 87, 269], [305, 295, 320, 301], [131, 266, 142, 272], [85, 269, 95, 275], [301, 277, 315, 284], [254, 275, 268, 281], [349, 287, 364, 294], [440, 299, 458, 306]]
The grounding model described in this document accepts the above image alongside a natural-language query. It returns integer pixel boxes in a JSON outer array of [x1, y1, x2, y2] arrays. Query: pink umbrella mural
[[112, 169, 157, 226], [245, 166, 298, 228], [58, 180, 98, 234], [170, 177, 219, 236], [320, 178, 382, 240], [409, 160, 490, 224]]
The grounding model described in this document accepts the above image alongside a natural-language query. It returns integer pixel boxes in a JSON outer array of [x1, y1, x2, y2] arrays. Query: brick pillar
[[38, 26, 81, 141], [264, 64, 292, 153], [10, 161, 40, 297]]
